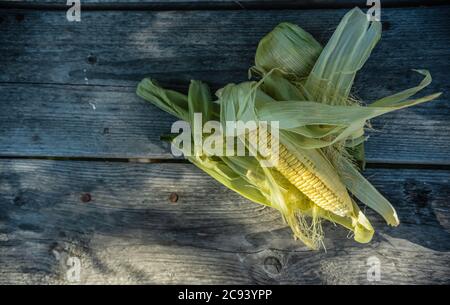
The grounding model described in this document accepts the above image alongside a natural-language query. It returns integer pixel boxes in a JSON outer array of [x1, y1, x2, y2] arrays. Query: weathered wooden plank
[[0, 84, 173, 159], [1, 83, 449, 163], [2, 0, 446, 10], [0, 159, 449, 284], [1, 7, 449, 89], [0, 7, 449, 163]]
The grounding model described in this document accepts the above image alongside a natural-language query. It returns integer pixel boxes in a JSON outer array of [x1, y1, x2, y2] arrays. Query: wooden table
[[0, 0, 449, 284]]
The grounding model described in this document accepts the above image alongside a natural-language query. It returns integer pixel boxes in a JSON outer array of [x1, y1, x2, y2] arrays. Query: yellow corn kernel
[[248, 130, 351, 217]]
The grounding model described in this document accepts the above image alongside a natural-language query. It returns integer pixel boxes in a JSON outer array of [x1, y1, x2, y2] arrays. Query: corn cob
[[135, 7, 442, 248], [248, 129, 351, 217]]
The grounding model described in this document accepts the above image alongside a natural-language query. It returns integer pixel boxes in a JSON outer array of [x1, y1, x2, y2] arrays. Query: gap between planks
[[1, 155, 450, 170]]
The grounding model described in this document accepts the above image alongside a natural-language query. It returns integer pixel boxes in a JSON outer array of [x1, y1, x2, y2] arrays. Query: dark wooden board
[[0, 159, 449, 284], [0, 84, 173, 159], [0, 7, 449, 163], [1, 7, 449, 89], [0, 83, 449, 164], [0, 0, 449, 286], [2, 0, 447, 10]]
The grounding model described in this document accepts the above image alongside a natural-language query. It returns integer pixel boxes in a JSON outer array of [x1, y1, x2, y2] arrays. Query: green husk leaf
[[188, 80, 213, 125], [258, 69, 308, 101], [178, 140, 272, 208], [340, 157, 400, 226], [254, 22, 322, 77], [257, 94, 441, 131], [219, 82, 257, 127], [137, 78, 189, 121], [371, 69, 435, 107], [304, 7, 381, 105]]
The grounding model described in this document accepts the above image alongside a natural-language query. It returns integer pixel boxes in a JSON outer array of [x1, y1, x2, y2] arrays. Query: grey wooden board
[[2, 0, 446, 9], [1, 7, 449, 89], [0, 7, 449, 163], [0, 83, 449, 164], [0, 159, 449, 284]]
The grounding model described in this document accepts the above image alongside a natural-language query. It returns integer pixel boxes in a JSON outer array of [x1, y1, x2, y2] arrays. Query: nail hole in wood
[[169, 192, 178, 203], [80, 193, 92, 203], [87, 54, 97, 65]]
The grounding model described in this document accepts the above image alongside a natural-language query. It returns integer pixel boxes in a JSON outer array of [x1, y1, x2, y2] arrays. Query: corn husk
[[137, 7, 441, 249]]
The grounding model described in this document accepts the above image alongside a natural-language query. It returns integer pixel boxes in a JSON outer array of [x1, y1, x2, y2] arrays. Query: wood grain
[[0, 3, 449, 285], [1, 7, 449, 89], [0, 83, 449, 164], [2, 0, 447, 10], [0, 84, 174, 159], [0, 7, 449, 163], [0, 159, 449, 284]]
